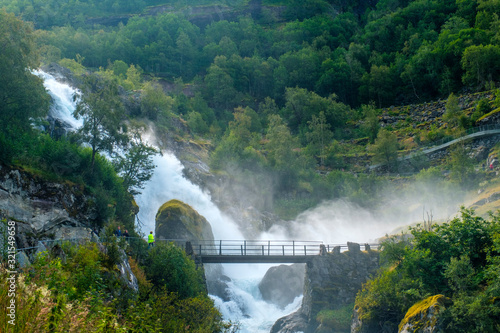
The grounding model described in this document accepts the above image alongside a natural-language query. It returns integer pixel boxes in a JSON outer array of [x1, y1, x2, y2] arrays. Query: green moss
[[476, 107, 500, 122], [398, 295, 448, 332]]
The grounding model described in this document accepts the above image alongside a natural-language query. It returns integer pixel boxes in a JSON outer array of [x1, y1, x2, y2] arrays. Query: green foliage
[[0, 9, 50, 145], [3, 0, 492, 114], [444, 255, 476, 294], [356, 268, 422, 332], [355, 208, 500, 332], [443, 93, 462, 128], [102, 226, 123, 269], [113, 128, 158, 195], [360, 103, 380, 144], [472, 98, 493, 123], [447, 143, 476, 189], [58, 58, 86, 75], [140, 81, 174, 121], [316, 304, 353, 332], [462, 44, 500, 89], [144, 242, 205, 299], [188, 111, 210, 134], [306, 111, 333, 166], [74, 73, 127, 171], [1, 240, 233, 332], [369, 129, 399, 171], [151, 291, 232, 333], [35, 134, 83, 177]]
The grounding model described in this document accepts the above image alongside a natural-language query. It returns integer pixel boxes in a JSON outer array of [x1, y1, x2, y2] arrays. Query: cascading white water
[[35, 70, 83, 129], [134, 153, 243, 240], [38, 70, 302, 333], [135, 152, 305, 333]]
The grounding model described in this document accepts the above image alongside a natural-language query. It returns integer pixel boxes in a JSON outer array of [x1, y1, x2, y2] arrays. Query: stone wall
[[271, 243, 380, 333]]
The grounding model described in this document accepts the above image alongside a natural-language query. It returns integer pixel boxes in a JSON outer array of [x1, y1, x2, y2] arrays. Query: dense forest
[[3, 0, 500, 217], [1, 0, 500, 331]]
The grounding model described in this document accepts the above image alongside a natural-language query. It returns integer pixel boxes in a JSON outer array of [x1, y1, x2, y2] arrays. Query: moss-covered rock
[[155, 199, 214, 241], [398, 295, 450, 333]]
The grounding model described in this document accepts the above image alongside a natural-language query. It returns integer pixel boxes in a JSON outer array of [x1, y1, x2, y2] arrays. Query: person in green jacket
[[148, 231, 155, 248]]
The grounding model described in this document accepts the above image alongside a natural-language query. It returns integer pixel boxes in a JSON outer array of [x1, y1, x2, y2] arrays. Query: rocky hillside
[[0, 163, 96, 248], [379, 91, 497, 132]]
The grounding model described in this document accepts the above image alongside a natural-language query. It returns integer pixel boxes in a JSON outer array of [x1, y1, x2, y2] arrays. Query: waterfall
[[135, 152, 304, 333], [35, 70, 83, 130], [39, 70, 301, 333]]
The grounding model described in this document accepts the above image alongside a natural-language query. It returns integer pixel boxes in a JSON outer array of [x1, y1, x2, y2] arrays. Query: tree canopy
[[0, 10, 49, 141]]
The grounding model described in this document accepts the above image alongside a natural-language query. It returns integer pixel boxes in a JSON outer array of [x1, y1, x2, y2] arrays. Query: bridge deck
[[190, 240, 328, 264], [200, 254, 314, 264]]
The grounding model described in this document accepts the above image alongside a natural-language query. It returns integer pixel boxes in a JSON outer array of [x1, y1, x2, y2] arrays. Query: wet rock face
[[302, 249, 380, 321], [117, 249, 139, 293], [270, 311, 309, 333], [259, 264, 305, 309]]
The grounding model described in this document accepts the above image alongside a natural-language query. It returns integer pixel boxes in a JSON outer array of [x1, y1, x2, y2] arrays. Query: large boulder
[[155, 199, 231, 300], [398, 295, 450, 333], [259, 264, 305, 309], [270, 311, 309, 333], [155, 199, 214, 241]]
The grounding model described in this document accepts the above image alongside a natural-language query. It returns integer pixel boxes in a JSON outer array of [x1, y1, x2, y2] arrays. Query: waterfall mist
[[261, 183, 465, 246]]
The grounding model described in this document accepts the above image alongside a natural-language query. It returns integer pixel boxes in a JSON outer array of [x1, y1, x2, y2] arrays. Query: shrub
[[316, 305, 353, 332], [152, 291, 231, 333], [144, 242, 206, 299], [355, 208, 500, 332]]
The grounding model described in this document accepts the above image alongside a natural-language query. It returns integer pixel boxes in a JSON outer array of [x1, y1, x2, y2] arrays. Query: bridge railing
[[191, 240, 324, 257]]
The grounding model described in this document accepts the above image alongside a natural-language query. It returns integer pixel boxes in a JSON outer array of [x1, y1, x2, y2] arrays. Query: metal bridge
[[14, 237, 375, 265], [369, 124, 500, 171], [188, 240, 341, 264]]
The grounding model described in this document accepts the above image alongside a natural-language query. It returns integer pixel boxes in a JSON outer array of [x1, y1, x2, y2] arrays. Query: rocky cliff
[[271, 243, 380, 333], [0, 163, 97, 250]]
